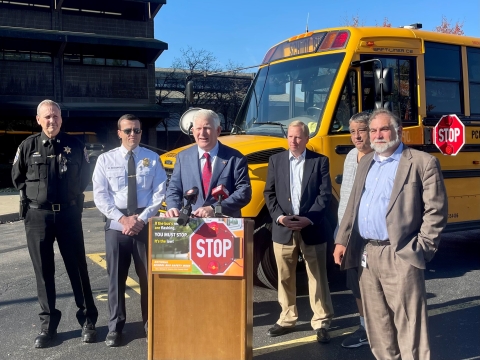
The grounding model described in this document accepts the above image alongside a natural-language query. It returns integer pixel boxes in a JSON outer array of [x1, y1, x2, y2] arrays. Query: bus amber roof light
[[318, 31, 337, 50], [262, 46, 277, 64]]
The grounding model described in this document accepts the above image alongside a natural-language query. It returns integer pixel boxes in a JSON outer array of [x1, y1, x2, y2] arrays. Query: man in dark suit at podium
[[264, 120, 334, 343], [165, 109, 251, 218]]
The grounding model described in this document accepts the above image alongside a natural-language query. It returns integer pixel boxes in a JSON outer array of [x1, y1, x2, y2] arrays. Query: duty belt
[[364, 239, 391, 246], [29, 200, 77, 212]]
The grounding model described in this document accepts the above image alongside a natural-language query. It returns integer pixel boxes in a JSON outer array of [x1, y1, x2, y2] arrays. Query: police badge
[[142, 158, 150, 167]]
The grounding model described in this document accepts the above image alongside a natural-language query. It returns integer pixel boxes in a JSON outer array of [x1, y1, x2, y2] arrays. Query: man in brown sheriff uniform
[[11, 99, 98, 348]]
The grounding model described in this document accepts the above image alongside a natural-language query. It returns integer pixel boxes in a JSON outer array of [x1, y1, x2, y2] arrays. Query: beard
[[371, 136, 400, 155]]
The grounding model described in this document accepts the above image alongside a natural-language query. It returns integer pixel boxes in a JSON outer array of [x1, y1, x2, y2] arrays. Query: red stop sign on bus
[[190, 221, 235, 275], [433, 114, 465, 156]]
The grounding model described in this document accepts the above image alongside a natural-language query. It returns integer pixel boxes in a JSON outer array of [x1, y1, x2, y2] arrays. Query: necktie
[[202, 153, 212, 198], [127, 150, 137, 215], [46, 139, 57, 203]]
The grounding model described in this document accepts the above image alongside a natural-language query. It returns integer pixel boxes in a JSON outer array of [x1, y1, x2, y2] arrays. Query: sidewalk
[[0, 184, 95, 224]]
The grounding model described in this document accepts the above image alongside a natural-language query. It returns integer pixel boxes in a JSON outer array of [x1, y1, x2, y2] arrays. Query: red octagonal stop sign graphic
[[190, 221, 235, 275], [433, 114, 465, 156]]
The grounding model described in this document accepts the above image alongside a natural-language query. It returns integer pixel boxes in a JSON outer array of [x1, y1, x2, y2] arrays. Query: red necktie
[[202, 153, 212, 198]]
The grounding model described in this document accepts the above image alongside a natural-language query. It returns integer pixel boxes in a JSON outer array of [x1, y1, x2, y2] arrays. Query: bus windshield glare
[[234, 52, 345, 138]]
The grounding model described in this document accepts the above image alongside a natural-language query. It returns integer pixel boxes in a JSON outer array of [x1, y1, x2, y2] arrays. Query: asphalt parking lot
[[0, 207, 479, 360]]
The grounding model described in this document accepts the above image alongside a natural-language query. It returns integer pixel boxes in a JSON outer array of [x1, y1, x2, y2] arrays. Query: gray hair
[[193, 109, 221, 128], [368, 108, 402, 130], [37, 99, 61, 115], [349, 111, 370, 126], [117, 114, 141, 129], [288, 120, 309, 137]]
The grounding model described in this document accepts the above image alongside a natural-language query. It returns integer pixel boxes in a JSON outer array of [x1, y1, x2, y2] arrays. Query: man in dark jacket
[[263, 120, 334, 343]]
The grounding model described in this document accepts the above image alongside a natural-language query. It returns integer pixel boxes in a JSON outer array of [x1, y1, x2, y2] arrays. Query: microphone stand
[[214, 195, 224, 217]]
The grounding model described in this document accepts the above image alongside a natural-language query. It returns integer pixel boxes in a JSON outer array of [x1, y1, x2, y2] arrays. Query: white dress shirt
[[92, 145, 167, 230], [289, 150, 306, 215], [197, 141, 219, 173]]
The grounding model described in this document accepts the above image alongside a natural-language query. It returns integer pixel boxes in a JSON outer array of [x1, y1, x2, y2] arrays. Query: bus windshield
[[234, 52, 345, 137]]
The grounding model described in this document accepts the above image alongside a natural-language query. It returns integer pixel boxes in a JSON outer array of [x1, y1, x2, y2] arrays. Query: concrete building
[[0, 0, 168, 171]]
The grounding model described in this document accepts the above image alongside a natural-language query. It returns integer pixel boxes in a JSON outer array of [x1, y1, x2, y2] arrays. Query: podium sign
[[151, 217, 244, 276], [148, 218, 253, 360]]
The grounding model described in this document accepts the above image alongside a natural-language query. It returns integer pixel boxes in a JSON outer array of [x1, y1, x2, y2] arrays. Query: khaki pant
[[360, 243, 430, 360], [273, 231, 334, 330]]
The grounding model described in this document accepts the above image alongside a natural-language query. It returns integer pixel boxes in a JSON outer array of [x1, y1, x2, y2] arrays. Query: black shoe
[[267, 324, 294, 337], [105, 331, 122, 347], [316, 328, 331, 343], [81, 323, 97, 343], [34, 329, 57, 348]]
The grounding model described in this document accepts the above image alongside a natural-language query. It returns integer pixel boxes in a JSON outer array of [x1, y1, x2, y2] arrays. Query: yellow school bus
[[160, 26, 480, 288]]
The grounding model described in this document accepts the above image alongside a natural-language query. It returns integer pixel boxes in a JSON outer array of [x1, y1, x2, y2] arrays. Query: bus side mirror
[[185, 80, 194, 105], [374, 67, 393, 95], [375, 101, 393, 111]]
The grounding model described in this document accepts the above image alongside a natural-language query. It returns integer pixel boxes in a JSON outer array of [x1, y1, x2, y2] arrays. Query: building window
[[63, 54, 145, 68], [106, 59, 127, 67], [128, 60, 145, 68], [64, 54, 81, 63], [0, 50, 52, 63], [467, 47, 480, 115], [425, 42, 463, 115], [83, 56, 106, 66]]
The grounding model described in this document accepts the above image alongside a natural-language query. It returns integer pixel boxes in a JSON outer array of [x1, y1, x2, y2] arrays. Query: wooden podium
[[147, 218, 253, 360]]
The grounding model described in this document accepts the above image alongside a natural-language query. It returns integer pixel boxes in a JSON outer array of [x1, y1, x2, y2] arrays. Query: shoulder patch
[[13, 147, 20, 165], [84, 147, 90, 163]]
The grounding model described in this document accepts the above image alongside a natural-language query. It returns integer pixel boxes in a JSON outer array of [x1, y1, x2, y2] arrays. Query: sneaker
[[341, 325, 369, 348]]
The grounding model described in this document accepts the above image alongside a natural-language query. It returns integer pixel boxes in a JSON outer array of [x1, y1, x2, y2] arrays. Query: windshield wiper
[[254, 121, 287, 138], [230, 124, 245, 135]]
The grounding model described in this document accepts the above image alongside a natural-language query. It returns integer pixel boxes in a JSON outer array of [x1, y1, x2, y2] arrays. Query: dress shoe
[[81, 323, 97, 343], [267, 323, 294, 337], [34, 329, 57, 348], [316, 328, 331, 343], [105, 331, 122, 347]]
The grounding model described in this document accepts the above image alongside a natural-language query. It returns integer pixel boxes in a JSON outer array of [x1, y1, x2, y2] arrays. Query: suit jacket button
[[288, 198, 291, 201]]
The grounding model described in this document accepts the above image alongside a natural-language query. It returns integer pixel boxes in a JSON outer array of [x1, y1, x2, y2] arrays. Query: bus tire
[[253, 209, 277, 290]]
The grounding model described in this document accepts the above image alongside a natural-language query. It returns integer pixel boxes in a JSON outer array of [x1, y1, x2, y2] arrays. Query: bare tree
[[156, 47, 252, 131], [434, 16, 465, 35], [343, 14, 362, 27]]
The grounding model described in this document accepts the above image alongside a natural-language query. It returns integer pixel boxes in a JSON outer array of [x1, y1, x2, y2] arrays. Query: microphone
[[177, 187, 199, 226], [211, 184, 229, 217]]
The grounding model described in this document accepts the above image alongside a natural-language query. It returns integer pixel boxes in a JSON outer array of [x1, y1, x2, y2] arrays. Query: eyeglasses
[[350, 128, 368, 136], [120, 128, 142, 135]]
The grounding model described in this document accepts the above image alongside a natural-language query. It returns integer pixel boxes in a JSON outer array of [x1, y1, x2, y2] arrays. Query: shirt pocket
[[106, 169, 126, 191], [137, 167, 153, 189], [27, 158, 47, 180]]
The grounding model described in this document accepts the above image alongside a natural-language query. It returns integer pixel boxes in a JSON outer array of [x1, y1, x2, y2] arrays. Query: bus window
[[467, 47, 480, 115], [330, 70, 357, 133], [234, 53, 345, 138], [360, 56, 417, 125], [425, 42, 463, 116]]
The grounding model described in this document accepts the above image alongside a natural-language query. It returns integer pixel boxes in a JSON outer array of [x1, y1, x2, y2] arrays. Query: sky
[[154, 0, 480, 71]]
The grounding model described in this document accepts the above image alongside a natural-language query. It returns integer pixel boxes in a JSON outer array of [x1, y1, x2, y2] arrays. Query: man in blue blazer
[[263, 120, 334, 343], [165, 109, 251, 218]]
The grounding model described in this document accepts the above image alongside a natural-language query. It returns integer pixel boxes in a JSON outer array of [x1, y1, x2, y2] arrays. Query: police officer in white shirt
[[92, 114, 167, 347]]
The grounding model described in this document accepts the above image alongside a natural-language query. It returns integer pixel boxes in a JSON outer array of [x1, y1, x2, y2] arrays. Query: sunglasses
[[120, 128, 142, 135]]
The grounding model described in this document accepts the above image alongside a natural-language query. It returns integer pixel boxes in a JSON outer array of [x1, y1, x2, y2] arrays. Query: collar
[[289, 149, 306, 161], [120, 144, 141, 159], [40, 131, 61, 146], [373, 142, 404, 163], [198, 141, 219, 160]]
